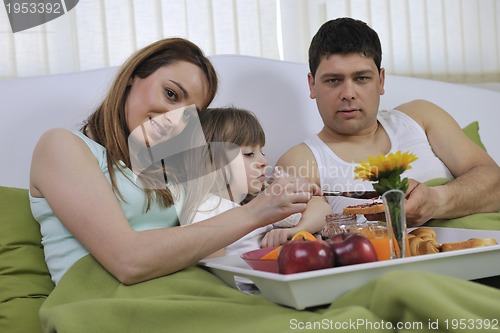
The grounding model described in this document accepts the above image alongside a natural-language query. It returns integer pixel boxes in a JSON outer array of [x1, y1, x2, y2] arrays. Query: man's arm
[[396, 99, 500, 226]]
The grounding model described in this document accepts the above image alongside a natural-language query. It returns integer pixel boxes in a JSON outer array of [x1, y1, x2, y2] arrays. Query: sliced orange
[[260, 246, 281, 260], [291, 230, 317, 241], [259, 231, 316, 260]]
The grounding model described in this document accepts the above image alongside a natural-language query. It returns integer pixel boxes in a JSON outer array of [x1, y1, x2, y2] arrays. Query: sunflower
[[354, 151, 418, 195]]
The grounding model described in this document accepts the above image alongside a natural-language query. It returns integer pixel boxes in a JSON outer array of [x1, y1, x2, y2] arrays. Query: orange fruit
[[259, 231, 316, 260], [291, 230, 317, 241], [260, 246, 281, 260]]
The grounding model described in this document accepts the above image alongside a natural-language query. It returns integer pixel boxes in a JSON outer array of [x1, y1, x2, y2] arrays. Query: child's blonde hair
[[199, 106, 265, 148], [181, 107, 266, 224]]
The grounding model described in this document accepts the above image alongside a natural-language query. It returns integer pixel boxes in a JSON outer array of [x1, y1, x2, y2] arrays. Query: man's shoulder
[[275, 142, 319, 182], [393, 99, 451, 129], [277, 142, 313, 165], [393, 99, 445, 118]]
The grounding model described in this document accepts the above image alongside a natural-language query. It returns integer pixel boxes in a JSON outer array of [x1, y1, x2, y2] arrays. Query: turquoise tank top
[[30, 131, 183, 284]]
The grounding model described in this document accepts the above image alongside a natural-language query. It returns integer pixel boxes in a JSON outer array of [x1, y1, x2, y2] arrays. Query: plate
[[198, 228, 500, 310], [240, 247, 279, 273]]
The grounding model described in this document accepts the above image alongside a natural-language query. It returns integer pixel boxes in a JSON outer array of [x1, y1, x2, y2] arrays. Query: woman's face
[[126, 61, 209, 146]]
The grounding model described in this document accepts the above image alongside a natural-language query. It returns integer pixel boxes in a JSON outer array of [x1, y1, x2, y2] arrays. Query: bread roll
[[407, 227, 498, 256], [408, 236, 420, 256], [409, 228, 437, 239], [441, 238, 498, 252], [409, 236, 441, 255]]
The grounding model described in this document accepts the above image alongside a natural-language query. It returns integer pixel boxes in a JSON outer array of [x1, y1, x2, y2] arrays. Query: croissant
[[409, 236, 441, 256], [408, 227, 497, 256], [409, 227, 437, 239], [408, 228, 441, 256]]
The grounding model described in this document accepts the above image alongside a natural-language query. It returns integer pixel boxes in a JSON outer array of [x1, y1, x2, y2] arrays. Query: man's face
[[308, 53, 385, 136]]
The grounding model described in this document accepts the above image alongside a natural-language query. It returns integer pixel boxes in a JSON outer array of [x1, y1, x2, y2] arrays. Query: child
[[184, 106, 327, 257]]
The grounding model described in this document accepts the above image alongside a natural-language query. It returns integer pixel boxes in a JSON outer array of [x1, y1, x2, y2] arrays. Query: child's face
[[241, 145, 268, 195], [223, 144, 267, 203]]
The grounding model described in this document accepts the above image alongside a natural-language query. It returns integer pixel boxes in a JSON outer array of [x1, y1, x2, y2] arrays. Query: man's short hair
[[308, 17, 382, 77]]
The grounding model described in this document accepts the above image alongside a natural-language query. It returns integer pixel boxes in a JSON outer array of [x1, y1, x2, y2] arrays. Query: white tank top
[[304, 109, 453, 214]]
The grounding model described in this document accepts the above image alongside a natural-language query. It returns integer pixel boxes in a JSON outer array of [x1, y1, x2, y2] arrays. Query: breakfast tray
[[198, 227, 500, 310]]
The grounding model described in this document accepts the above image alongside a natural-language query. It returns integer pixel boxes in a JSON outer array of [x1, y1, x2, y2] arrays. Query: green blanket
[[40, 255, 500, 333], [39, 178, 500, 332], [426, 212, 500, 230]]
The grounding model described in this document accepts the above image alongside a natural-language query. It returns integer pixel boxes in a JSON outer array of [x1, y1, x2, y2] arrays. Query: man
[[277, 17, 500, 227]]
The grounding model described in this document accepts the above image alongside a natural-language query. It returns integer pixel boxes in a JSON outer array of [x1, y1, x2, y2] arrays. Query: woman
[[29, 38, 319, 285]]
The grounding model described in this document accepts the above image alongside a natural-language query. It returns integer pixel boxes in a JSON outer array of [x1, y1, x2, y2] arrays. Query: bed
[[1, 55, 500, 332]]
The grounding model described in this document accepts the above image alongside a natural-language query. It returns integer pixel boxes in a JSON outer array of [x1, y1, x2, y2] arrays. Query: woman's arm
[[260, 196, 331, 247], [30, 129, 318, 284]]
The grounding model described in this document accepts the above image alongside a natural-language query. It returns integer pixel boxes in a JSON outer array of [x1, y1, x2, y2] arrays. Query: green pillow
[[462, 121, 487, 151], [0, 186, 54, 333]]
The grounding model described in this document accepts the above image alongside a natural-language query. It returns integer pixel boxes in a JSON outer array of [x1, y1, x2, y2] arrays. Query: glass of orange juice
[[350, 223, 391, 261]]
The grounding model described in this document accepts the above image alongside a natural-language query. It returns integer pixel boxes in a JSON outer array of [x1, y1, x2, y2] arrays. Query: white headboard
[[1, 55, 499, 189]]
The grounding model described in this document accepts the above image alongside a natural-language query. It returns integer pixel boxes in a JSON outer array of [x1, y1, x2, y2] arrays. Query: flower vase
[[382, 189, 408, 259]]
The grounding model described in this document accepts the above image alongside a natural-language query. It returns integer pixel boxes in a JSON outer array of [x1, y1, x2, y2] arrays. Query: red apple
[[326, 232, 378, 266], [278, 239, 334, 274]]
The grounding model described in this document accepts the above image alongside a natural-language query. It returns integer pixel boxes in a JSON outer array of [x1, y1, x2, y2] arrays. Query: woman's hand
[[244, 174, 321, 227]]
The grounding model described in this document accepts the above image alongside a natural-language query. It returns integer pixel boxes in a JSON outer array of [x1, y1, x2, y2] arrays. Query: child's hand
[[260, 228, 298, 248]]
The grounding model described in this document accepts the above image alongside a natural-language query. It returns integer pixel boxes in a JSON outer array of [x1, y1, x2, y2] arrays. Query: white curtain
[[1, 0, 499, 84], [279, 0, 500, 83], [0, 0, 280, 77]]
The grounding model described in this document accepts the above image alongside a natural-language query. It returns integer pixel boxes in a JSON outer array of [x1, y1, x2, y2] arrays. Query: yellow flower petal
[[354, 151, 418, 185]]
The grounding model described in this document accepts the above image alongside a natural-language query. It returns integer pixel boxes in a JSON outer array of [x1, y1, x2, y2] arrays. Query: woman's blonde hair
[[81, 38, 218, 210]]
